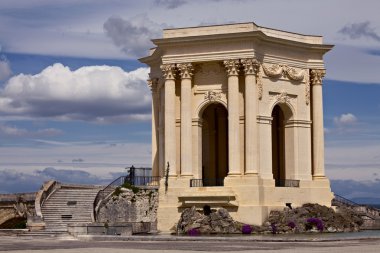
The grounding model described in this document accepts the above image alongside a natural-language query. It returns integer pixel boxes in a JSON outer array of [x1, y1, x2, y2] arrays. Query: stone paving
[[0, 235, 380, 253]]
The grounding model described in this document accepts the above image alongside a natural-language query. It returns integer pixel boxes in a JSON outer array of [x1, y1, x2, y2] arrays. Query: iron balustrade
[[190, 178, 224, 187], [275, 179, 300, 187], [93, 167, 159, 221], [126, 176, 160, 187], [332, 193, 359, 207]]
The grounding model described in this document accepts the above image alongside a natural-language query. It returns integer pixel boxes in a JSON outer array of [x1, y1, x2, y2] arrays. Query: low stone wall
[[96, 187, 158, 232], [68, 222, 151, 236]]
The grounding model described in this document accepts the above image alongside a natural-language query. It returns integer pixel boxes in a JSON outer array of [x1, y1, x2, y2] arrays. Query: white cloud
[[103, 14, 163, 58], [0, 64, 151, 123], [0, 123, 63, 137], [333, 113, 357, 126]]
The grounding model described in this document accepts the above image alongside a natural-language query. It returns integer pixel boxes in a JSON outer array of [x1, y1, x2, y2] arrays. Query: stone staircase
[[41, 184, 101, 232]]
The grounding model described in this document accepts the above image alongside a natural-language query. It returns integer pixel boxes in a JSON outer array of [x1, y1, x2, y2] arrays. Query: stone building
[[139, 22, 334, 232]]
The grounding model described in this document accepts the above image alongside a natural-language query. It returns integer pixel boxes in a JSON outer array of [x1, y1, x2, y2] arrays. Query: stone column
[[224, 59, 241, 175], [241, 58, 260, 175], [161, 64, 177, 176], [310, 69, 326, 178], [178, 63, 194, 176], [148, 78, 159, 177]]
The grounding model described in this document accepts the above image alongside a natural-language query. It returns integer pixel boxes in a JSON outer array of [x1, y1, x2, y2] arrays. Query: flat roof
[[162, 22, 323, 44]]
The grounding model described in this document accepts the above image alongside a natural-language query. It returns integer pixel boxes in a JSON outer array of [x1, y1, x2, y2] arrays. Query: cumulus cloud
[[0, 123, 62, 137], [0, 168, 110, 193], [333, 113, 357, 126], [35, 167, 106, 185], [0, 63, 151, 123], [339, 21, 380, 43], [103, 14, 163, 57]]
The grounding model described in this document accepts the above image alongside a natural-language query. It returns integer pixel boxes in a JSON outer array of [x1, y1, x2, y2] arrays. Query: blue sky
[[0, 0, 379, 203]]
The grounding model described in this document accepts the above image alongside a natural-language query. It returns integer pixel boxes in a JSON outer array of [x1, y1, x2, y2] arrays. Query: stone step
[[40, 185, 100, 231]]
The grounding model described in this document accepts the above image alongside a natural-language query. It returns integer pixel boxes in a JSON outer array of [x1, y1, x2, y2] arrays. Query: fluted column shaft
[[149, 78, 159, 177], [241, 59, 259, 175], [161, 64, 177, 176], [178, 63, 193, 176], [311, 69, 326, 178], [224, 59, 240, 175]]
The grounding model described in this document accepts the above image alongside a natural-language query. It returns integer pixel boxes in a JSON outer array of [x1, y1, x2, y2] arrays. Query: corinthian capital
[[177, 63, 194, 79], [223, 59, 240, 76], [310, 69, 326, 85], [241, 58, 260, 75], [160, 64, 177, 80], [147, 77, 159, 92]]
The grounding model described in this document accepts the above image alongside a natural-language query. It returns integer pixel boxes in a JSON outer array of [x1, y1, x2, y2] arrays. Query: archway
[[201, 103, 228, 186], [272, 105, 286, 186]]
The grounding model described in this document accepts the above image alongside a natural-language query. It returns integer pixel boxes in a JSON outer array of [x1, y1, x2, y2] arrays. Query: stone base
[[157, 176, 334, 232]]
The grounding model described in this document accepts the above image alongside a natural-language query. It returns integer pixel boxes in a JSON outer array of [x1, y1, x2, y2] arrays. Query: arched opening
[[201, 103, 228, 186], [0, 216, 27, 229], [272, 105, 286, 186]]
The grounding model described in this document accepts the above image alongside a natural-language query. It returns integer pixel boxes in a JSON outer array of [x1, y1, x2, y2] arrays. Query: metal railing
[[190, 178, 224, 187], [332, 194, 360, 207], [275, 179, 300, 187]]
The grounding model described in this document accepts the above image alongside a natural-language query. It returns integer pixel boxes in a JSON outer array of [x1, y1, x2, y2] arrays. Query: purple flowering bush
[[270, 223, 278, 234], [242, 224, 253, 234], [306, 218, 324, 232], [287, 221, 296, 229], [187, 228, 200, 236]]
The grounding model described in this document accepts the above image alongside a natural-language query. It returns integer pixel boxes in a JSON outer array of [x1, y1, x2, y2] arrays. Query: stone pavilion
[[139, 22, 334, 232]]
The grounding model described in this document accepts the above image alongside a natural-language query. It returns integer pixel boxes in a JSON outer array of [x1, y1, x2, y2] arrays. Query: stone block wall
[[96, 188, 158, 225]]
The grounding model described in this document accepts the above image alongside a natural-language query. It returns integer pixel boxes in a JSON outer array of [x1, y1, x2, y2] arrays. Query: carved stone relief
[[304, 71, 310, 105], [262, 63, 305, 82], [269, 91, 296, 113], [204, 91, 222, 101]]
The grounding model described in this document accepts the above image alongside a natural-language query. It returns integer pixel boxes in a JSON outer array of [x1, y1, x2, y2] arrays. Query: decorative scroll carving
[[304, 71, 310, 105], [160, 64, 177, 80], [204, 91, 221, 101], [275, 92, 292, 104], [310, 69, 326, 85], [262, 63, 305, 81], [223, 59, 240, 76], [284, 66, 305, 81], [270, 92, 296, 109], [257, 65, 263, 100], [262, 63, 283, 77], [177, 63, 194, 79]]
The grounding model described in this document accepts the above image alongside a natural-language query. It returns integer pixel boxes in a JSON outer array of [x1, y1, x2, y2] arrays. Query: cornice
[[152, 31, 334, 53]]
